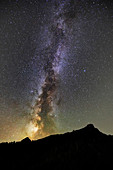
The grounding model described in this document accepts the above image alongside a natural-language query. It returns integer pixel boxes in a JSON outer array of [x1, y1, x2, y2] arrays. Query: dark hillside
[[1, 124, 113, 170]]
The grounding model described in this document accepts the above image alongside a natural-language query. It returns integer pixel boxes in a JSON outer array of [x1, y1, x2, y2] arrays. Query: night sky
[[0, 0, 113, 142]]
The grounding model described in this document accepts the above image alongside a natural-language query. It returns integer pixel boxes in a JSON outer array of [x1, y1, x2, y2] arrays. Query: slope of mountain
[[1, 124, 113, 170]]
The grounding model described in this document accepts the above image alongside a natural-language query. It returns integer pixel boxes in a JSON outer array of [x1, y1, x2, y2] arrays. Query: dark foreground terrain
[[1, 124, 113, 170]]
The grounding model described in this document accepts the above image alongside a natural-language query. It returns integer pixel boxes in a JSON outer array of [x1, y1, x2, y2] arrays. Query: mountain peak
[[86, 124, 95, 128], [83, 124, 100, 134], [21, 137, 31, 143]]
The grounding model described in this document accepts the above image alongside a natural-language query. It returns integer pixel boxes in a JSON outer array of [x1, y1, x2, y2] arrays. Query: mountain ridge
[[0, 124, 113, 170], [20, 124, 108, 144]]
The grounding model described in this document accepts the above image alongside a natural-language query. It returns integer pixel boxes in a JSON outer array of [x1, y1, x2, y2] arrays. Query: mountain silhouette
[[1, 124, 113, 170]]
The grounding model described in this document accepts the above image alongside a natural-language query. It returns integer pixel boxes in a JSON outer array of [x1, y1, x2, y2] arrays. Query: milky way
[[26, 1, 69, 139]]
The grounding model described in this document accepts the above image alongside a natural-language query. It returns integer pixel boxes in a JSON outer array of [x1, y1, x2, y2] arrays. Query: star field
[[0, 0, 113, 142]]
